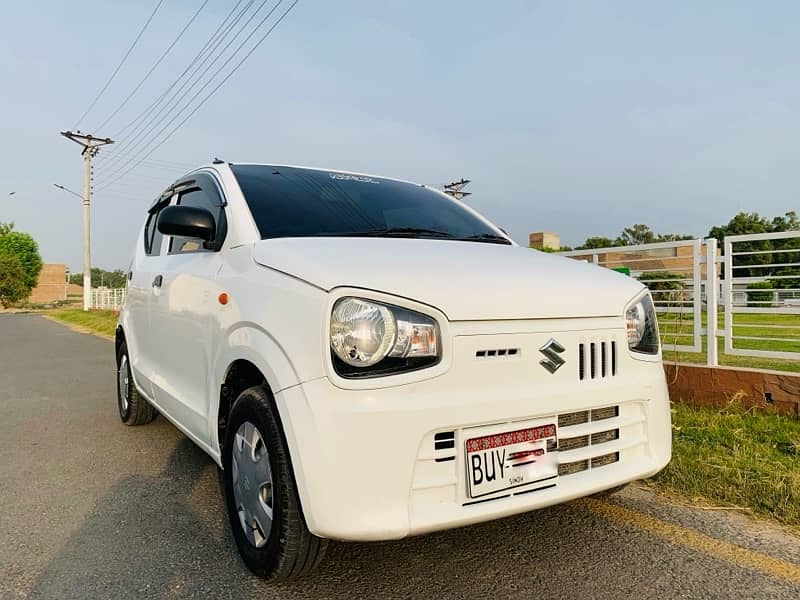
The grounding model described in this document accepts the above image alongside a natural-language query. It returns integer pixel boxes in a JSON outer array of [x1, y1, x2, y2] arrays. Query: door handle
[[152, 275, 163, 288]]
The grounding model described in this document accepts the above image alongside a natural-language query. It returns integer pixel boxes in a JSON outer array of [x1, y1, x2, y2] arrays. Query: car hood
[[252, 237, 644, 321]]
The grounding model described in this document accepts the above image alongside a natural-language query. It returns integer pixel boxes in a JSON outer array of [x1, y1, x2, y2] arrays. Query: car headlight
[[625, 293, 660, 355], [330, 297, 440, 377]]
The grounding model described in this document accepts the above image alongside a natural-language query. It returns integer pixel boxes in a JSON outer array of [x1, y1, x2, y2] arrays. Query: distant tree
[[576, 236, 615, 250], [532, 245, 573, 253], [655, 233, 694, 242], [70, 267, 127, 288], [0, 228, 42, 291], [0, 222, 14, 236], [0, 252, 28, 308], [707, 212, 770, 244], [708, 211, 799, 278], [616, 224, 657, 246]]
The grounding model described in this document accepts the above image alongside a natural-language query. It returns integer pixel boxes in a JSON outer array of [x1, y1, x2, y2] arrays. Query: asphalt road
[[1, 313, 799, 600]]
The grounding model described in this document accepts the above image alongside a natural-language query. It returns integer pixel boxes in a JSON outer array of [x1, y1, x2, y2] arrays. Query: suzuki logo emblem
[[539, 338, 566, 374]]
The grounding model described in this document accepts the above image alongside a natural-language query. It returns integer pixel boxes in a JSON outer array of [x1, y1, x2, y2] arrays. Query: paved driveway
[[1, 314, 799, 599]]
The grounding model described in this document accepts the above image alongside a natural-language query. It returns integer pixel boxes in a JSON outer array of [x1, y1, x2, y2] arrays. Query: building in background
[[28, 264, 68, 304]]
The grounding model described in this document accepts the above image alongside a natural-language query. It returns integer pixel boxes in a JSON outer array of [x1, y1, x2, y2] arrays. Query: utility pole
[[59, 131, 114, 311], [443, 178, 471, 201]]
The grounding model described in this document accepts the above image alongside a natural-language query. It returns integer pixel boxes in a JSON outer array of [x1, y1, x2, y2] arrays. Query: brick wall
[[28, 264, 67, 304], [664, 362, 800, 416]]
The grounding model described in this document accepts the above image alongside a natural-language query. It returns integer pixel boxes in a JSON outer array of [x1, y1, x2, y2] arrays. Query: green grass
[[657, 311, 800, 372], [49, 308, 119, 338], [651, 402, 800, 527]]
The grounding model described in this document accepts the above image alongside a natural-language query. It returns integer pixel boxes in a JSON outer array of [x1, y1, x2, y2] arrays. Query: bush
[[746, 281, 774, 307], [0, 252, 28, 308], [638, 271, 687, 304]]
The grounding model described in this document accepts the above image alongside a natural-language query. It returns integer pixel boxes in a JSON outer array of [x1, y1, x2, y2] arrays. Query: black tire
[[222, 385, 327, 580], [116, 341, 158, 426], [592, 483, 630, 498]]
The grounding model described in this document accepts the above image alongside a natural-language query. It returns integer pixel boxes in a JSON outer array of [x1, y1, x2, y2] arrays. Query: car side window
[[168, 175, 227, 254], [144, 205, 166, 256]]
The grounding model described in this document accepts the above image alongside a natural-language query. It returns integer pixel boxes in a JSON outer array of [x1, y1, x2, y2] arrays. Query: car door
[[148, 173, 228, 447], [124, 197, 170, 399]]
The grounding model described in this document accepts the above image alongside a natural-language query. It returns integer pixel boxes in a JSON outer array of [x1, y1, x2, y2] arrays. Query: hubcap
[[118, 355, 130, 412], [232, 421, 273, 548]]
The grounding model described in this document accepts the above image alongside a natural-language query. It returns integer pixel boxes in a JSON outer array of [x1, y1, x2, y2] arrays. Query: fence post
[[705, 238, 718, 366], [692, 239, 703, 353], [723, 238, 734, 354]]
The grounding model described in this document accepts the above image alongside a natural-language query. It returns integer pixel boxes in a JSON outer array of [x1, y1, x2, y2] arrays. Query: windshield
[[230, 165, 510, 244]]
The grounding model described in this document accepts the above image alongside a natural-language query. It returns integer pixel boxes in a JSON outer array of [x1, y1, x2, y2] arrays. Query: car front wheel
[[222, 385, 327, 579], [116, 341, 157, 426]]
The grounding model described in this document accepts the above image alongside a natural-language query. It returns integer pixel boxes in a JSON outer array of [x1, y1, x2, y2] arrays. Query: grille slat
[[591, 406, 619, 421], [591, 452, 619, 468], [590, 429, 619, 445], [558, 410, 588, 428], [558, 459, 589, 476], [558, 435, 589, 452]]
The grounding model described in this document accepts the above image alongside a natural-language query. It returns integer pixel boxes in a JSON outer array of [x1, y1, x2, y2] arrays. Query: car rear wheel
[[222, 385, 327, 579], [116, 341, 157, 426]]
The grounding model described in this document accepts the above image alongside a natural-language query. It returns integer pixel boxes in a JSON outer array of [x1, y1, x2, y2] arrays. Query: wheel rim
[[118, 355, 130, 412], [232, 421, 274, 548]]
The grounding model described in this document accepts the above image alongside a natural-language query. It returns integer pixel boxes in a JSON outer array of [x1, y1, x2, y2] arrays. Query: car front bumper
[[275, 322, 672, 542]]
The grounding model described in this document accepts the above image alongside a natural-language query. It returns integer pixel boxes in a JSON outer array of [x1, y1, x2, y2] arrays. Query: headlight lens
[[330, 297, 440, 376], [626, 293, 660, 355]]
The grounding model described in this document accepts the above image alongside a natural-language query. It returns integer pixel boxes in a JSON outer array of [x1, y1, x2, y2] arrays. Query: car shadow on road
[[27, 434, 676, 600]]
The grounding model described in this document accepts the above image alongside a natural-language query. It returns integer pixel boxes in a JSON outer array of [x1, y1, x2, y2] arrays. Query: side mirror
[[157, 205, 215, 241]]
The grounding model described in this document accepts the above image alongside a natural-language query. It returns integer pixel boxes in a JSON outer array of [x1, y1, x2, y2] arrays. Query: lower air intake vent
[[433, 431, 455, 463], [557, 405, 622, 477]]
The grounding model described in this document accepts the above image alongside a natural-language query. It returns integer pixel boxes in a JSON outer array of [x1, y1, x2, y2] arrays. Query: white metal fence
[[558, 239, 709, 357], [722, 230, 800, 362], [558, 230, 800, 367], [91, 288, 125, 310]]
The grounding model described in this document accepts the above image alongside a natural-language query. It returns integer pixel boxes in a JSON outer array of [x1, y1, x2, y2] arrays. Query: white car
[[116, 162, 671, 579]]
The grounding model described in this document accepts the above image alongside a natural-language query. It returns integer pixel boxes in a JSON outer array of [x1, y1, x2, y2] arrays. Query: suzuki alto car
[[116, 162, 671, 580]]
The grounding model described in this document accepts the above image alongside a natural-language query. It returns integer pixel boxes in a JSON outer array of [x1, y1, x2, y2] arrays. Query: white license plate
[[465, 421, 558, 499]]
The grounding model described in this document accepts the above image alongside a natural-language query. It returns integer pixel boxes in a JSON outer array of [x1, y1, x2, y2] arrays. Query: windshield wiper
[[322, 227, 455, 238], [457, 233, 513, 245]]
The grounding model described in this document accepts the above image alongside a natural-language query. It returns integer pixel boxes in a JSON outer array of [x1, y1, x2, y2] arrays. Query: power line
[[108, 0, 250, 141], [95, 0, 283, 185], [95, 0, 211, 132], [96, 0, 300, 192], [73, 0, 165, 130], [97, 0, 269, 175]]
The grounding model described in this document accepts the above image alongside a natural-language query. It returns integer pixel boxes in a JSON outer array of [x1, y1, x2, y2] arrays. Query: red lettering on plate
[[466, 425, 555, 453]]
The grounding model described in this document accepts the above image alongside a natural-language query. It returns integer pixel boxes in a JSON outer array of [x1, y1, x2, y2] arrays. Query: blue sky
[[1, 0, 798, 270]]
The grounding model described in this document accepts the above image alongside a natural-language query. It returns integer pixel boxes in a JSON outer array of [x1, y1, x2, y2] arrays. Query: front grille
[[579, 341, 617, 381]]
